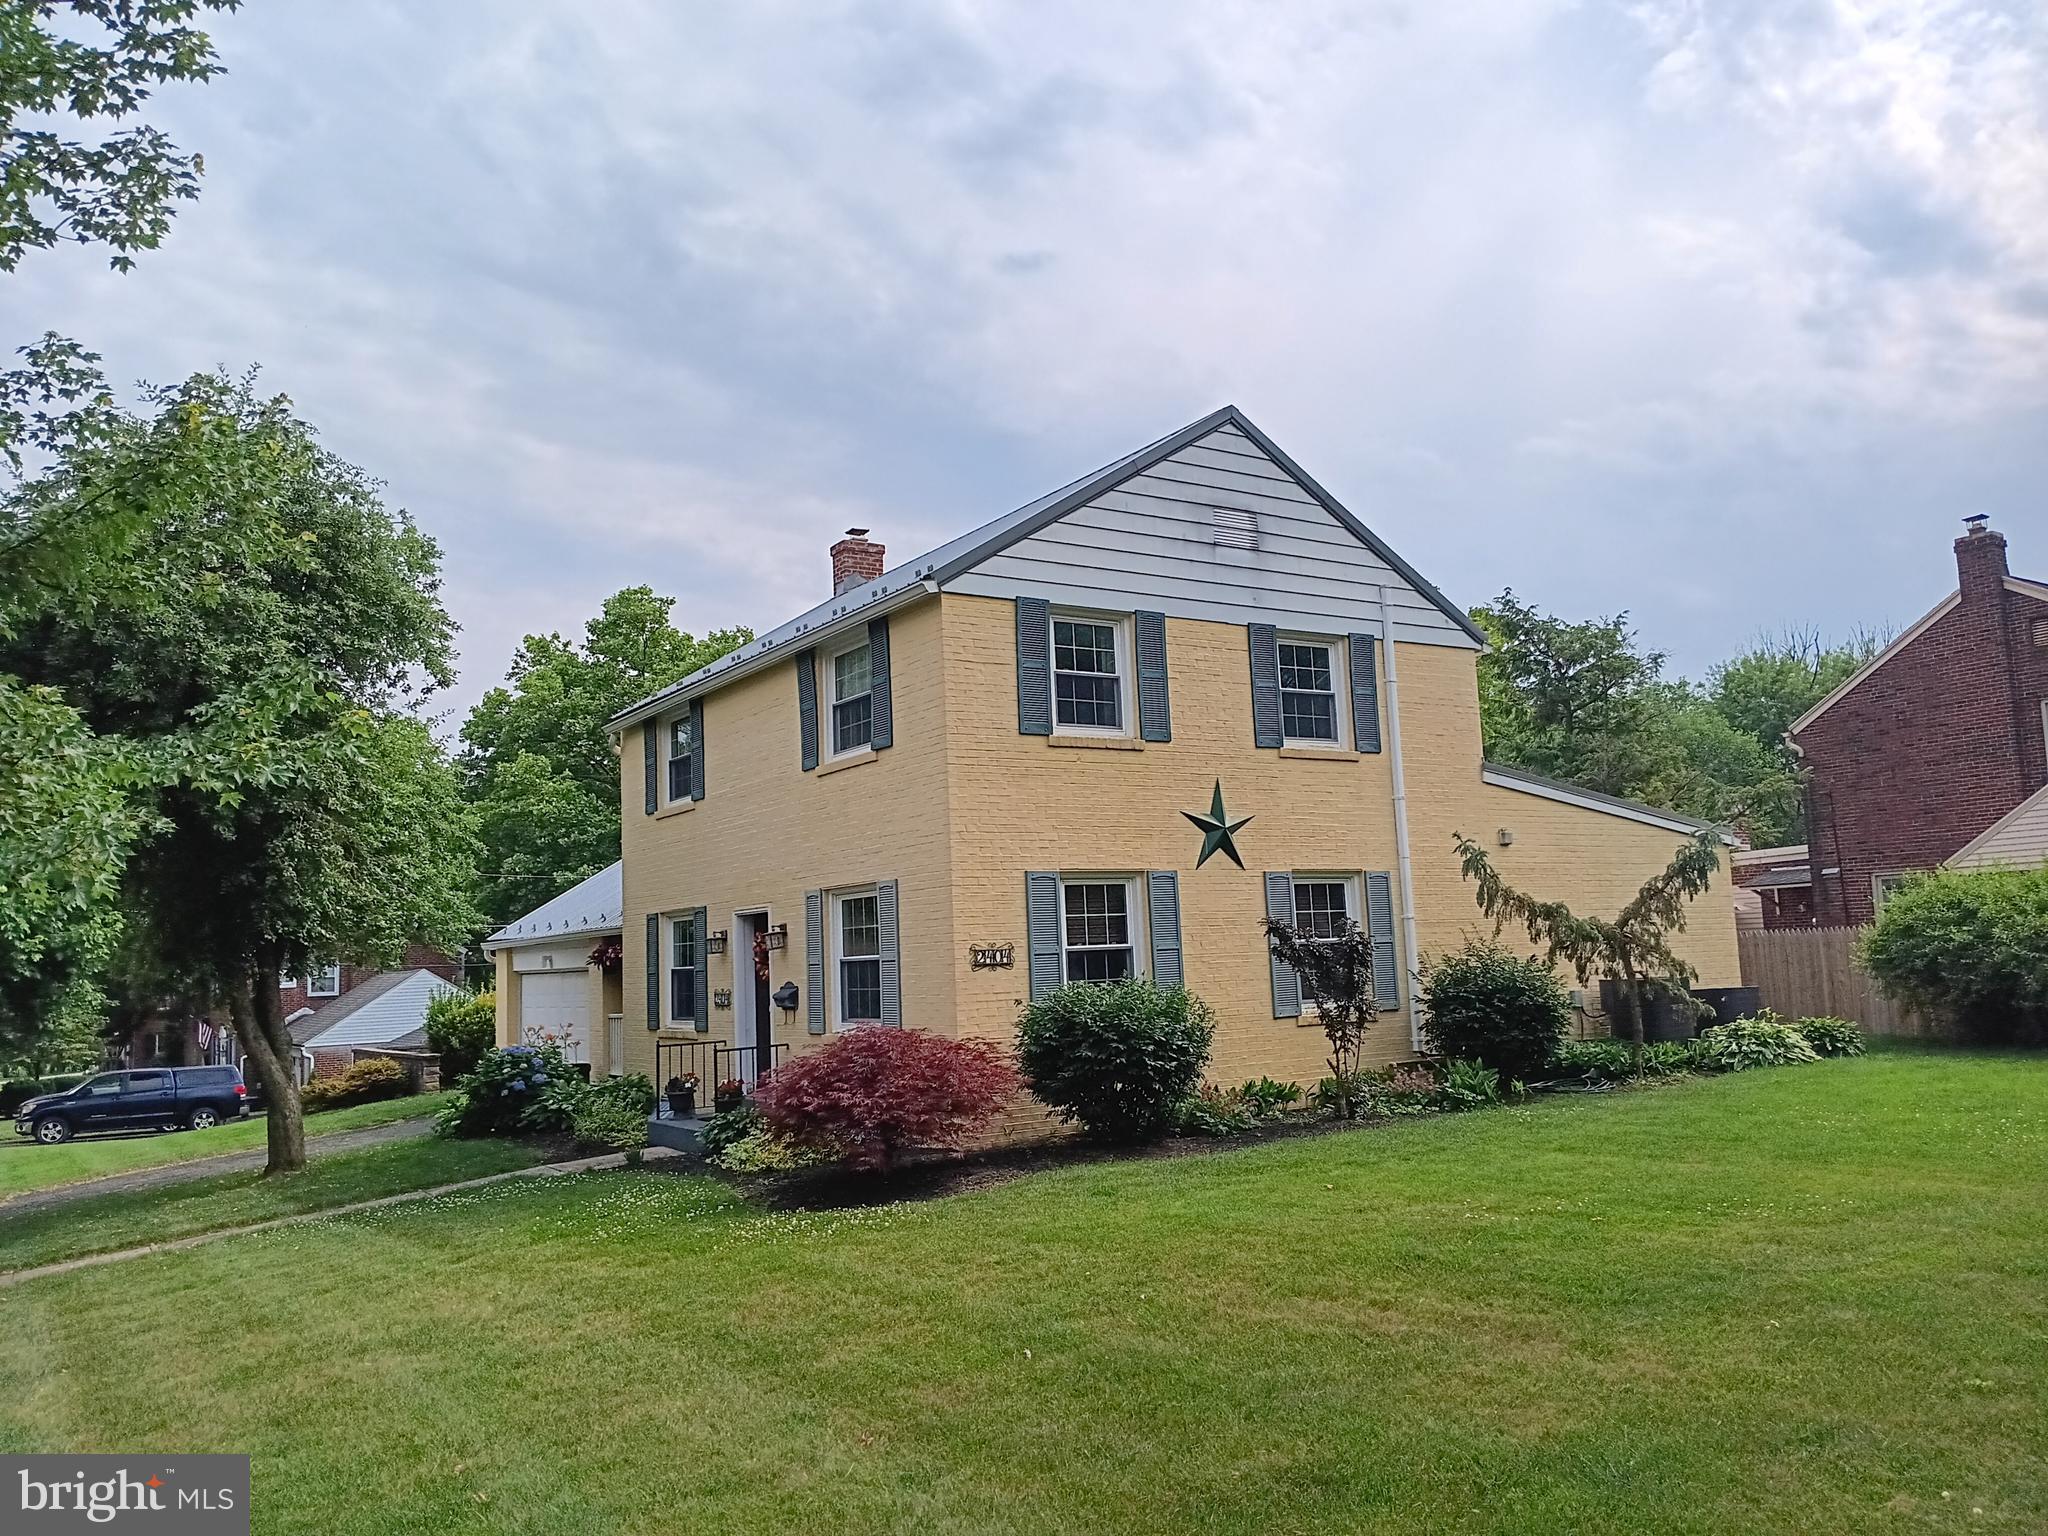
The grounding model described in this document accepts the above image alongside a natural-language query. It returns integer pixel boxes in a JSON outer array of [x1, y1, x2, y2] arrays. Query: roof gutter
[[607, 579, 940, 735]]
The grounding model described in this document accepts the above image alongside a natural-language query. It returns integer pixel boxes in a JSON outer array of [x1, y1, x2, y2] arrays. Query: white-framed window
[[832, 887, 883, 1027], [1059, 876, 1144, 983], [1292, 875, 1361, 941], [827, 637, 874, 757], [1278, 636, 1347, 747], [667, 913, 698, 1023], [306, 963, 341, 998], [666, 713, 695, 802], [1050, 611, 1131, 735], [1871, 871, 1916, 912]]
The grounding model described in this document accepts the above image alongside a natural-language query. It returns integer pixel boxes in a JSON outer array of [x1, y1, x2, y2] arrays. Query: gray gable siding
[[945, 425, 1476, 646]]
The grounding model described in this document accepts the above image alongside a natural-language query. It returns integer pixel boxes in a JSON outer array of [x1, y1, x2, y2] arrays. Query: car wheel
[[186, 1106, 221, 1131], [32, 1115, 72, 1145]]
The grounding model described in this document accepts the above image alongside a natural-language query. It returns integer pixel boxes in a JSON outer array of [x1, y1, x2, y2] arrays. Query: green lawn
[[0, 1135, 548, 1273], [0, 1093, 454, 1199], [3, 1053, 2044, 1535]]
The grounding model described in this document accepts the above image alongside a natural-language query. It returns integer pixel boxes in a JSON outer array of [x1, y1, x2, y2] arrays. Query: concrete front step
[[646, 1113, 711, 1153]]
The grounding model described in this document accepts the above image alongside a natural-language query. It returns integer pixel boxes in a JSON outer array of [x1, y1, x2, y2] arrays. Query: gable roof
[[1947, 781, 2048, 871], [483, 861, 623, 952], [1480, 760, 1734, 842], [608, 406, 1485, 732], [301, 970, 457, 1052]]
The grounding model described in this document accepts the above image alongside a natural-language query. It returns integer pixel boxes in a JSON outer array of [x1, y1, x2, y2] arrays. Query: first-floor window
[[1292, 878, 1357, 941], [834, 889, 882, 1025], [1871, 872, 1916, 912], [668, 913, 698, 1022], [1061, 878, 1138, 982]]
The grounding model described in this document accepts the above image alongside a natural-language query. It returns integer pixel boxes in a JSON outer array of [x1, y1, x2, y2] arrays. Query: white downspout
[[1378, 588, 1425, 1052]]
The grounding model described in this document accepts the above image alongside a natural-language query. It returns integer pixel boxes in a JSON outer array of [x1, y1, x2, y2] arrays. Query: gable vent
[[1212, 505, 1259, 551]]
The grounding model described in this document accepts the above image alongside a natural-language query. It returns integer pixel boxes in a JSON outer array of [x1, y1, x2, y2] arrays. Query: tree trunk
[[230, 964, 305, 1174], [1616, 964, 1646, 1075]]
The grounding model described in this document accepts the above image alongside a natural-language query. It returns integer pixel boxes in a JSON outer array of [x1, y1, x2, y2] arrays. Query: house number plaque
[[970, 943, 1014, 971]]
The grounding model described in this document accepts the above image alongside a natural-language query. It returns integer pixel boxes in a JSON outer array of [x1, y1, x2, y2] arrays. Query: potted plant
[[665, 1073, 698, 1118], [713, 1077, 745, 1113]]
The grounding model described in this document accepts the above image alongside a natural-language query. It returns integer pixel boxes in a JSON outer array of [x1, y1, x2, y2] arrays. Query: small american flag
[[195, 1019, 213, 1052]]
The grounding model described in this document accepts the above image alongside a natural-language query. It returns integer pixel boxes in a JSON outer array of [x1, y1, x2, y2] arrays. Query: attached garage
[[516, 962, 590, 1064], [482, 862, 625, 1075]]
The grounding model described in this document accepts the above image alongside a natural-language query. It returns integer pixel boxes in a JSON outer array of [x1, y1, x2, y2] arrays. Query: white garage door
[[519, 970, 589, 1063]]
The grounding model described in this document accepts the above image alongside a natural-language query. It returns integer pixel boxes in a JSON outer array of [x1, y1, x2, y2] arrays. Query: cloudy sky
[[15, 0, 2047, 719]]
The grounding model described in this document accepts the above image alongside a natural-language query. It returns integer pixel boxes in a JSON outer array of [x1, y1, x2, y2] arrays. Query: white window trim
[[1056, 874, 1148, 984], [1277, 633, 1350, 749], [664, 712, 694, 806], [1048, 609, 1136, 739], [1870, 871, 1916, 912], [830, 886, 883, 1028], [823, 634, 875, 762], [1289, 872, 1362, 1014], [666, 912, 698, 1024], [305, 963, 341, 998]]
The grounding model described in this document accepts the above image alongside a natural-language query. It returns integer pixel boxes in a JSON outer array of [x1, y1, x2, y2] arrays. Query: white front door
[[519, 970, 589, 1063]]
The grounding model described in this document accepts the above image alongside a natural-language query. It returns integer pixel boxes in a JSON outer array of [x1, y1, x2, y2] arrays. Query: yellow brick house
[[533, 407, 1737, 1124]]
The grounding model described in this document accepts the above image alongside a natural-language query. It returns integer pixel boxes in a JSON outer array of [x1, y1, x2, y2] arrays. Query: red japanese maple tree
[[754, 1029, 1018, 1172]]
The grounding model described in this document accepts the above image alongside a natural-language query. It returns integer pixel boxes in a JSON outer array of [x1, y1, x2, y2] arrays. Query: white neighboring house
[[1948, 783, 2048, 872], [300, 969, 460, 1072], [484, 862, 624, 1071]]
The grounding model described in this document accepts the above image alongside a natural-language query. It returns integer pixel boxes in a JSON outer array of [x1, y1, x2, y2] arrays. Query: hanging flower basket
[[588, 937, 624, 972]]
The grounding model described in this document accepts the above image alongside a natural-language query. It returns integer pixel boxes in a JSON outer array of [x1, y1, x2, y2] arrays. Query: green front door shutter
[[1146, 870, 1182, 987], [1264, 873, 1300, 1018], [644, 913, 660, 1030], [691, 906, 710, 1031], [1025, 872, 1061, 1001], [1248, 625, 1282, 747], [805, 890, 826, 1034], [877, 879, 901, 1027], [1366, 872, 1399, 1010]]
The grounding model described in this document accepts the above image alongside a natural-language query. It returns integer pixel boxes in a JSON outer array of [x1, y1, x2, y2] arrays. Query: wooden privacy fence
[[1737, 926, 1945, 1038]]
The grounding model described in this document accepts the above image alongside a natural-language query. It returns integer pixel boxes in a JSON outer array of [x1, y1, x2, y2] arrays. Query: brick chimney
[[830, 528, 885, 595], [1955, 514, 2009, 604]]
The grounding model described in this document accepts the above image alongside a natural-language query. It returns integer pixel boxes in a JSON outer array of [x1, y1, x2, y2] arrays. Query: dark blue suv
[[13, 1066, 249, 1145]]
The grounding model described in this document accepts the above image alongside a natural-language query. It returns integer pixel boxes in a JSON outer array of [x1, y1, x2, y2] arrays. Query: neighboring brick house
[[1790, 518, 2048, 927], [278, 943, 460, 1020], [1731, 844, 1814, 931], [541, 405, 1739, 1120]]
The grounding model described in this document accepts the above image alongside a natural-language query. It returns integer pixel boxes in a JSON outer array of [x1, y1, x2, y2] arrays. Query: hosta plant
[[1796, 1017, 1865, 1057], [1699, 1014, 1817, 1071]]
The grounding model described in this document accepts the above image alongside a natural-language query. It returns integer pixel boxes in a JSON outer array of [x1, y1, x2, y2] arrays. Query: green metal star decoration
[[1183, 779, 1253, 869]]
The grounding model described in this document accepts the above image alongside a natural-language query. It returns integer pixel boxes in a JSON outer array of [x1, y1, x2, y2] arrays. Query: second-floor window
[[667, 715, 694, 803], [1279, 639, 1344, 746], [830, 641, 873, 756], [306, 963, 341, 997], [1053, 615, 1126, 732]]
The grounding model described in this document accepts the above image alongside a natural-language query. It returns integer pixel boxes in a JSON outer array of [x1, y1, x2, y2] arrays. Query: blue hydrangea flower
[[532, 1072, 548, 1085], [510, 1078, 526, 1091]]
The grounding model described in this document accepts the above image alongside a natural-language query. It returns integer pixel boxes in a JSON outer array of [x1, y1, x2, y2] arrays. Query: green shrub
[[1549, 1037, 1703, 1082], [700, 1102, 763, 1157], [1797, 1016, 1866, 1057], [1420, 941, 1573, 1082], [1699, 1014, 1817, 1071], [569, 1095, 649, 1153], [301, 1056, 410, 1111], [436, 1042, 579, 1138], [1434, 1059, 1501, 1110], [1366, 1064, 1441, 1116], [1310, 1073, 1365, 1119], [1859, 866, 2048, 1045], [0, 1073, 87, 1117], [1016, 980, 1215, 1143], [1174, 1085, 1256, 1137], [709, 1125, 833, 1173], [425, 989, 497, 1081]]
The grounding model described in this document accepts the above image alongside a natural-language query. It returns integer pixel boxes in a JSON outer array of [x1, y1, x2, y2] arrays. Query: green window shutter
[[877, 879, 902, 1027], [868, 618, 894, 750], [805, 889, 826, 1034], [1248, 624, 1282, 748], [689, 700, 706, 800], [1025, 872, 1061, 1001], [1366, 872, 1400, 1010], [1016, 597, 1052, 736], [796, 649, 820, 771], [691, 906, 709, 1031], [1135, 610, 1172, 742], [1349, 634, 1382, 754], [1264, 873, 1300, 1018], [642, 721, 658, 814], [644, 913, 660, 1030], [1146, 871, 1183, 987]]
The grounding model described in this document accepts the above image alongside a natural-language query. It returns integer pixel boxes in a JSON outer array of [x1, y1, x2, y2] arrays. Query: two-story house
[[541, 406, 1736, 1119], [1790, 518, 2048, 926]]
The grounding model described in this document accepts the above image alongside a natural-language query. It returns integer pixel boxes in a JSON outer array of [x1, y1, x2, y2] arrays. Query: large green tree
[[1, 370, 477, 1171], [1, 0, 239, 275], [461, 588, 748, 926]]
